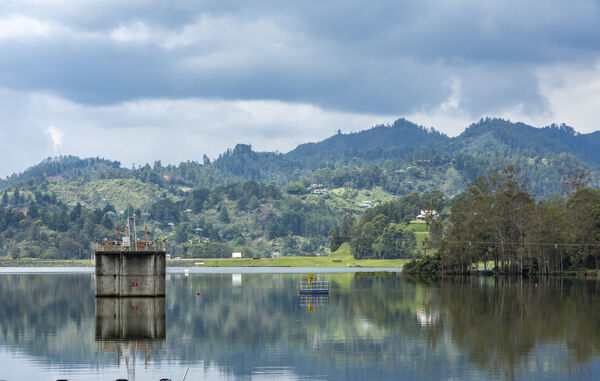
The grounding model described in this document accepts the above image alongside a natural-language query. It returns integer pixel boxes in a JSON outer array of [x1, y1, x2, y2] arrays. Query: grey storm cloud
[[1, 0, 599, 116], [1, 0, 600, 178]]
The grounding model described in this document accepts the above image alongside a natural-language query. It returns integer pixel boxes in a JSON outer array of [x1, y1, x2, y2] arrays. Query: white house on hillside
[[359, 200, 374, 208], [416, 210, 438, 221]]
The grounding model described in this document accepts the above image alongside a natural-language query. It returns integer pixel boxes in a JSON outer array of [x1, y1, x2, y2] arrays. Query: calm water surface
[[1, 270, 600, 380]]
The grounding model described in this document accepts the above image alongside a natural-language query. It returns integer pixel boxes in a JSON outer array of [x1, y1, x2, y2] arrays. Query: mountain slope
[[453, 118, 600, 167], [1, 117, 599, 198], [287, 118, 449, 165]]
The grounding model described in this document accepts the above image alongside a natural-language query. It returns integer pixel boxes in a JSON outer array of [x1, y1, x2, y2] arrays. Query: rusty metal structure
[[96, 240, 163, 252], [96, 215, 163, 252]]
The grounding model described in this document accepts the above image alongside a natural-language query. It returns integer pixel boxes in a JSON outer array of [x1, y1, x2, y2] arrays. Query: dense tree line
[[146, 179, 342, 258], [301, 150, 596, 198], [0, 187, 116, 259], [419, 166, 600, 274], [0, 178, 345, 259]]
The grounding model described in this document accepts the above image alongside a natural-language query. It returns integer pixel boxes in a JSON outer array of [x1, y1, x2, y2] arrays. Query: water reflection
[[95, 297, 165, 377], [434, 276, 600, 379], [95, 298, 166, 341], [299, 295, 329, 312], [415, 308, 439, 327], [1, 273, 600, 380]]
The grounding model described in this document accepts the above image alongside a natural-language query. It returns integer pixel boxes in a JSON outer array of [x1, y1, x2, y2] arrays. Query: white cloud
[[439, 78, 461, 112], [0, 15, 52, 40], [109, 21, 194, 49], [108, 16, 302, 54], [0, 88, 396, 177], [406, 78, 473, 136], [44, 125, 64, 150], [497, 60, 600, 133], [536, 62, 600, 132], [0, 14, 101, 42], [109, 22, 153, 45], [406, 61, 600, 135]]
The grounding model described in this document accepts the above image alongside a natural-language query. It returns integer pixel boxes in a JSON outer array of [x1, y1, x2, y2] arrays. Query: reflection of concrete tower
[[96, 297, 166, 340], [95, 297, 166, 374]]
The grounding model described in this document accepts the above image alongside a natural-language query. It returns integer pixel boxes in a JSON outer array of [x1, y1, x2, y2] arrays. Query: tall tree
[[11, 188, 20, 205], [566, 188, 600, 272], [441, 166, 534, 274]]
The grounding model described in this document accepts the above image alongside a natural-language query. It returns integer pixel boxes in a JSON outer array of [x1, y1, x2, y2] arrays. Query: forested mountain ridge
[[0, 117, 599, 260], [0, 156, 125, 190], [454, 118, 600, 167], [1, 118, 599, 199], [287, 118, 449, 166]]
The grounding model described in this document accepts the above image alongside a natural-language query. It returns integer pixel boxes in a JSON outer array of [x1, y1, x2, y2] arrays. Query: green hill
[[47, 178, 181, 211], [0, 117, 599, 260], [288, 118, 449, 165], [2, 117, 599, 199]]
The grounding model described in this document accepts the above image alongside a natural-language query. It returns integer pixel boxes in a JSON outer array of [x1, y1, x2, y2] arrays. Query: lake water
[[1, 270, 600, 380]]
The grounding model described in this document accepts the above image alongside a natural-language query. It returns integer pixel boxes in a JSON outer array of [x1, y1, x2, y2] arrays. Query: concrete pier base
[[95, 251, 166, 297]]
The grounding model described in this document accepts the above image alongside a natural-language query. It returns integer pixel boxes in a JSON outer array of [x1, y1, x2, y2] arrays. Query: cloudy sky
[[1, 0, 600, 177]]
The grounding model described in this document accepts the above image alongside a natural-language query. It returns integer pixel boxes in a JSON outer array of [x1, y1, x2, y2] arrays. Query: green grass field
[[405, 221, 430, 252], [1, 225, 428, 268], [0, 244, 407, 268], [193, 242, 408, 267], [0, 259, 93, 267]]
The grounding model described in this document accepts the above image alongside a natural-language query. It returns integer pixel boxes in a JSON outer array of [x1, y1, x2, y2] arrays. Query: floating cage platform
[[298, 280, 329, 295]]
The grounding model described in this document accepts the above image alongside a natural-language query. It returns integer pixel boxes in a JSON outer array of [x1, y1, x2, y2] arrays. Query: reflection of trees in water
[[168, 274, 293, 345], [437, 277, 600, 379], [337, 275, 448, 363], [345, 275, 600, 378], [138, 274, 447, 377], [3, 273, 600, 379], [165, 274, 403, 376], [0, 274, 97, 362]]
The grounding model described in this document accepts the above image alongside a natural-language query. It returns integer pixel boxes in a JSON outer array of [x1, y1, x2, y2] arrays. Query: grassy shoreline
[[0, 244, 407, 268], [0, 258, 406, 268], [0, 259, 94, 267]]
